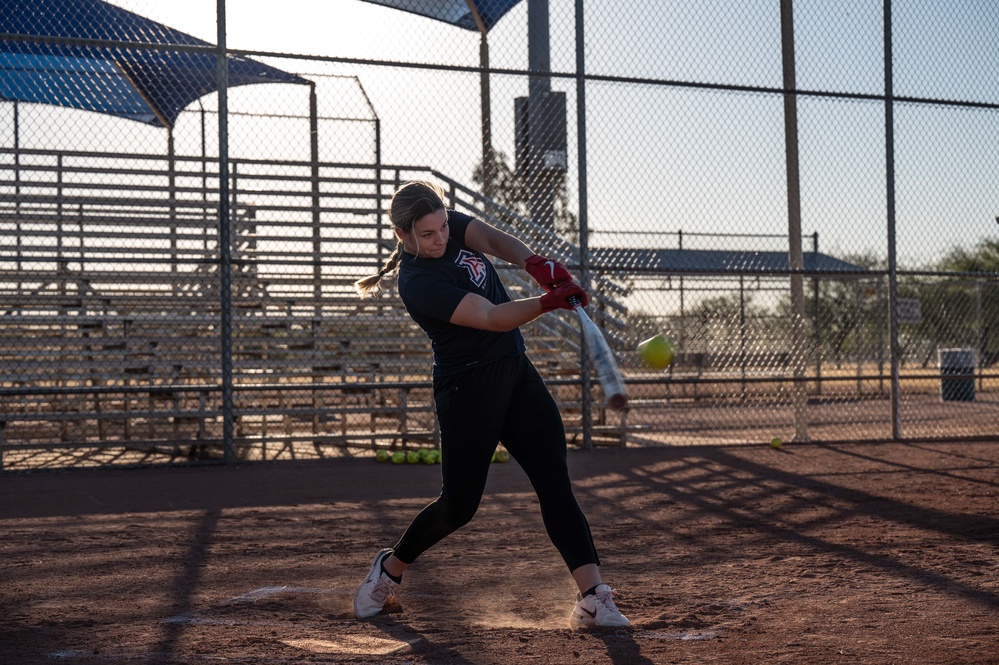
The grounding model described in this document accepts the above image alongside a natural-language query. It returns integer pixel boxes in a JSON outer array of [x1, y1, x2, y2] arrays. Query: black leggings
[[392, 353, 600, 572]]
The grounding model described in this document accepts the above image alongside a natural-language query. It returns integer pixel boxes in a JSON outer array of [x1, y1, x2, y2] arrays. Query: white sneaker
[[353, 548, 400, 619], [569, 584, 631, 628]]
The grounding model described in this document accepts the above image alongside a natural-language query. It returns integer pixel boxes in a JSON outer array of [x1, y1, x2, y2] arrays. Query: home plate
[[282, 635, 413, 656]]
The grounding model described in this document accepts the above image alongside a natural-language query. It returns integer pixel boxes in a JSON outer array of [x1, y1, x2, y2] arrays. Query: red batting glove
[[540, 282, 590, 313], [525, 254, 573, 292]]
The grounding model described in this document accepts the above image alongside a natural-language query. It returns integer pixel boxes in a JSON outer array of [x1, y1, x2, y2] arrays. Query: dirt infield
[[2, 440, 997, 664]]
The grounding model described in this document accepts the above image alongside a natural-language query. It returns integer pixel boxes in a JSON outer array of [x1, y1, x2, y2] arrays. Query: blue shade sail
[[0, 0, 308, 128], [356, 0, 523, 32]]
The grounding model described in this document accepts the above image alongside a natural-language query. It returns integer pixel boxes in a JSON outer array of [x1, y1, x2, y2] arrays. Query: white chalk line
[[636, 629, 720, 641]]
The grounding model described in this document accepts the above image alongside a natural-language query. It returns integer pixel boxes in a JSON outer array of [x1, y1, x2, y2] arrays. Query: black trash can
[[938, 348, 976, 402]]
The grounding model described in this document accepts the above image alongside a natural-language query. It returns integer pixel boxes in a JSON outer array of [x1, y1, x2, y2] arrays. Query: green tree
[[938, 239, 999, 273], [934, 239, 999, 366], [893, 240, 998, 367], [810, 253, 884, 368], [773, 253, 885, 368], [473, 150, 579, 243]]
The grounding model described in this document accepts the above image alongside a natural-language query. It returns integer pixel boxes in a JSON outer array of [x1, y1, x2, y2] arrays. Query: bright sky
[[18, 1, 999, 267]]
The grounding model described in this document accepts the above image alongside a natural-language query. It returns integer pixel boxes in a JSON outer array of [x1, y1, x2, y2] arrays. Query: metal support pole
[[575, 0, 593, 449], [479, 34, 493, 199], [884, 0, 902, 440], [217, 0, 235, 463], [310, 83, 321, 308], [976, 281, 984, 391], [740, 276, 747, 401], [781, 0, 809, 442], [199, 100, 208, 210], [679, 230, 685, 357], [14, 101, 22, 284], [465, 1, 493, 199], [528, 0, 556, 230], [855, 281, 863, 395], [309, 83, 322, 436], [13, 100, 20, 210], [375, 118, 384, 265], [877, 278, 886, 394], [812, 232, 822, 394], [168, 128, 177, 286], [354, 78, 383, 265]]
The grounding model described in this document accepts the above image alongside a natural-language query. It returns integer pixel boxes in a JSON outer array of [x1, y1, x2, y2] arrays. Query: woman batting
[[351, 180, 630, 629]]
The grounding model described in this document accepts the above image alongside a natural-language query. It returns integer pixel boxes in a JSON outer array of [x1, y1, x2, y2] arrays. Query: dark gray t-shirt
[[398, 210, 526, 376]]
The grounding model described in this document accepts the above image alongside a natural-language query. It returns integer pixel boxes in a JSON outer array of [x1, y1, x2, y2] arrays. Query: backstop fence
[[1, 0, 996, 470]]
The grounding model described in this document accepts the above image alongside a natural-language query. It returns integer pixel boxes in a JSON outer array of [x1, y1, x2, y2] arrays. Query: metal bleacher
[[0, 148, 629, 469]]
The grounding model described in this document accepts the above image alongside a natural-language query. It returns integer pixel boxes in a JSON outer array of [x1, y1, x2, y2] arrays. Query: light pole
[[464, 1, 495, 199]]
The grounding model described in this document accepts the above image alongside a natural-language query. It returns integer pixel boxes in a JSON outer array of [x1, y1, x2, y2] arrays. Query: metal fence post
[[884, 0, 902, 440], [780, 0, 809, 442], [575, 0, 593, 450], [217, 0, 235, 463]]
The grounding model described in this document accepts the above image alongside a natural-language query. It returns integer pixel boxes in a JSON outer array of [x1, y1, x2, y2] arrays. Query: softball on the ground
[[495, 449, 510, 463], [375, 449, 389, 462], [391, 451, 406, 464], [406, 451, 421, 464], [638, 334, 676, 369], [770, 437, 783, 450]]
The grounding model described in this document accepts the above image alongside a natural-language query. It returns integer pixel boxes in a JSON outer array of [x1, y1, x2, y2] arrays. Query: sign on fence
[[897, 298, 923, 324]]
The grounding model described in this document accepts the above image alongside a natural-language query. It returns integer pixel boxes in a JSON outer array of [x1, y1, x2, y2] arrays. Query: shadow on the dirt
[[589, 628, 657, 665], [370, 617, 479, 664]]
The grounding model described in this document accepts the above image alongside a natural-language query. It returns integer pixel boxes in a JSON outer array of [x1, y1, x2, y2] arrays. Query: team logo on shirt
[[456, 249, 488, 288]]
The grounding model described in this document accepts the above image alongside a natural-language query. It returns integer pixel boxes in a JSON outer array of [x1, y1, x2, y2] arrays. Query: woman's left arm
[[463, 219, 534, 268]]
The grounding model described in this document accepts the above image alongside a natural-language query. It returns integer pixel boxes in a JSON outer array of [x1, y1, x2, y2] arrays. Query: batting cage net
[[1, 1, 997, 470]]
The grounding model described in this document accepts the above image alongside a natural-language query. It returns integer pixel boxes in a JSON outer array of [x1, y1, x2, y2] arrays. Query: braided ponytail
[[354, 180, 447, 299], [354, 240, 404, 298]]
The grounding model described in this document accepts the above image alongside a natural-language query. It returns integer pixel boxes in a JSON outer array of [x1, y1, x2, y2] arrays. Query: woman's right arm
[[449, 283, 588, 332]]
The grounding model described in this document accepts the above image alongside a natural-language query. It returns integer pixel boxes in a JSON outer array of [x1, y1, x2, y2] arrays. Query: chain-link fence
[[1, 0, 996, 470]]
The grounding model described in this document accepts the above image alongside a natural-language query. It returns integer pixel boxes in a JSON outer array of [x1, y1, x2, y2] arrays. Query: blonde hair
[[354, 180, 447, 298]]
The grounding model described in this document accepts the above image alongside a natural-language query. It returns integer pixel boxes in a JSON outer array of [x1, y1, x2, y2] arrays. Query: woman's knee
[[438, 495, 480, 530]]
